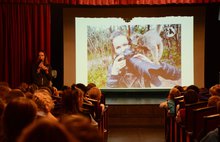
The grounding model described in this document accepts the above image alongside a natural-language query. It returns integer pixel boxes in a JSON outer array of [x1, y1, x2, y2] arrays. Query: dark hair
[[184, 89, 198, 104], [75, 83, 87, 93], [3, 98, 37, 142], [37, 50, 49, 65], [18, 118, 76, 142], [61, 89, 81, 114], [186, 85, 199, 94]]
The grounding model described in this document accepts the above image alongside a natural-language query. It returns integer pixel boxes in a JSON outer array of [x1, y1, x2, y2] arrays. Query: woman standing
[[32, 50, 52, 87]]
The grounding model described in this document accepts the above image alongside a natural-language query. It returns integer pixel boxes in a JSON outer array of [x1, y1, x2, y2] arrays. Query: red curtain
[[0, 0, 219, 4], [0, 4, 51, 88], [0, 0, 219, 88]]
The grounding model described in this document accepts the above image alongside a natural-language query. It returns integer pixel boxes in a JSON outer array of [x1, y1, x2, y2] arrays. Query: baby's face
[[112, 35, 130, 55]]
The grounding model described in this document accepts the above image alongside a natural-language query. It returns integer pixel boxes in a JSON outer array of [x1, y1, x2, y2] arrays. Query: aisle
[[107, 126, 165, 142]]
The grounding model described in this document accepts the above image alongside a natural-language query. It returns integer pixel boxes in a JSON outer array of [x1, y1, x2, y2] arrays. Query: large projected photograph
[[76, 17, 193, 89]]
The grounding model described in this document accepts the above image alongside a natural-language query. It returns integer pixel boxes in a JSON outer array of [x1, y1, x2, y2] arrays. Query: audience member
[[1, 98, 37, 142], [5, 89, 25, 104], [0, 85, 11, 103], [186, 84, 200, 95], [32, 89, 57, 121], [18, 82, 29, 93], [60, 114, 102, 142], [17, 118, 77, 142], [176, 89, 199, 123], [159, 87, 181, 116], [27, 83, 38, 94], [198, 87, 210, 101], [86, 87, 105, 121], [59, 88, 89, 119], [207, 95, 220, 107], [209, 84, 220, 96]]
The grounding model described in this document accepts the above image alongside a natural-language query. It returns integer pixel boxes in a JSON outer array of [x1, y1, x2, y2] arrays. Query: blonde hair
[[33, 90, 54, 113]]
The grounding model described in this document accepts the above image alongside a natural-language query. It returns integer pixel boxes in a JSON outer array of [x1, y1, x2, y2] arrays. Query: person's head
[[110, 31, 130, 56], [17, 118, 77, 142], [186, 85, 200, 94], [183, 89, 199, 104], [86, 87, 102, 101], [86, 82, 96, 91], [75, 83, 87, 94], [37, 50, 49, 65], [207, 95, 220, 107], [173, 85, 184, 93], [61, 114, 102, 142], [2, 97, 37, 142], [32, 90, 54, 113], [5, 89, 26, 104], [61, 88, 84, 114], [168, 87, 181, 100], [209, 84, 220, 96], [0, 85, 11, 102]]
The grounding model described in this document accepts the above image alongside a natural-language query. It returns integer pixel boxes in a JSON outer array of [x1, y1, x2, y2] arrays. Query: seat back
[[203, 114, 220, 136], [192, 106, 217, 141], [184, 101, 208, 131]]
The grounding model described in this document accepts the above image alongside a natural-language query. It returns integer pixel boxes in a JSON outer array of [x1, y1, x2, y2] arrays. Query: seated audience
[[176, 89, 199, 123]]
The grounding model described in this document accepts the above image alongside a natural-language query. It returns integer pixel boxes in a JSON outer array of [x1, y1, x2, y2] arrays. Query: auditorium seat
[[203, 113, 220, 137], [192, 106, 217, 141], [177, 101, 208, 142]]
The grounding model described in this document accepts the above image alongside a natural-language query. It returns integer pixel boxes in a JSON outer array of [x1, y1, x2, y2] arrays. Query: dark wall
[[51, 5, 64, 89], [205, 5, 220, 88]]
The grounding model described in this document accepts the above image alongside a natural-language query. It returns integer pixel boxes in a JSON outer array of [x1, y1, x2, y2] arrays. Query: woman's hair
[[168, 87, 181, 100], [60, 115, 102, 142], [3, 98, 37, 142], [209, 84, 220, 96], [37, 50, 49, 65], [32, 90, 54, 113], [184, 89, 198, 104], [86, 87, 102, 101], [18, 118, 77, 142], [61, 88, 83, 114], [186, 85, 200, 94], [5, 89, 26, 104], [207, 95, 220, 107]]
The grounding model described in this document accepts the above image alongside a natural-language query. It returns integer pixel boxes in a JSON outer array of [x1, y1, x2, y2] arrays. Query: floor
[[107, 126, 165, 142], [105, 95, 166, 142]]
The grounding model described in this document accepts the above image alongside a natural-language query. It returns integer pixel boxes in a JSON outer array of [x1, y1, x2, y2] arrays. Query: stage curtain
[[0, 0, 219, 88], [76, 0, 219, 5], [0, 4, 51, 88], [0, 0, 219, 4]]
